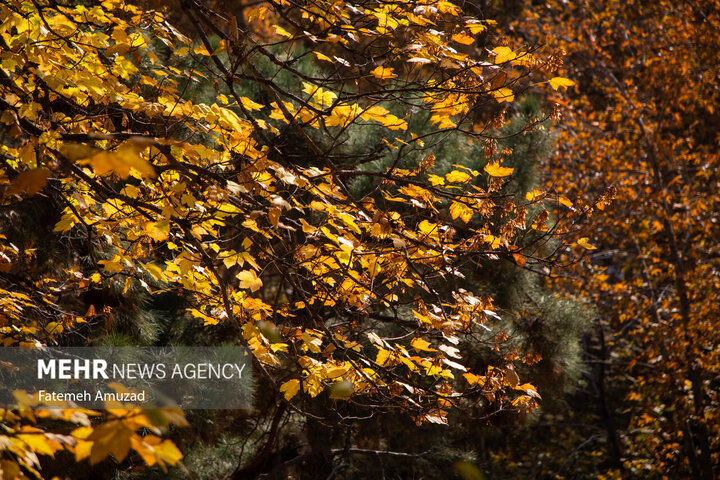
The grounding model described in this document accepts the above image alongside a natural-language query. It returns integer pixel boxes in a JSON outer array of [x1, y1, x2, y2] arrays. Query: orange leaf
[[451, 33, 475, 45], [7, 168, 51, 196]]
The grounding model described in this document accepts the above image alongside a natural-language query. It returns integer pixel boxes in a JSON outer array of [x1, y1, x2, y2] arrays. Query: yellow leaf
[[246, 5, 269, 23], [190, 225, 208, 239], [449, 201, 474, 223], [88, 421, 132, 464], [99, 259, 124, 274], [515, 382, 538, 393], [71, 426, 94, 440], [428, 174, 445, 186], [484, 235, 502, 249], [7, 167, 51, 196], [376, 348, 391, 366], [438, 1, 460, 14], [336, 211, 361, 234], [237, 269, 263, 292], [130, 435, 157, 467], [151, 439, 183, 466], [325, 365, 349, 379], [143, 262, 167, 282], [193, 45, 210, 55], [17, 433, 63, 457], [371, 66, 396, 79], [222, 251, 243, 268], [549, 77, 576, 91], [465, 22, 487, 35], [313, 51, 333, 62], [577, 237, 597, 250], [418, 220, 438, 236], [82, 140, 155, 179], [463, 372, 481, 386], [302, 82, 337, 106], [122, 276, 133, 294], [493, 46, 516, 64], [399, 356, 417, 371], [445, 170, 472, 183], [525, 189, 545, 201], [490, 87, 514, 103], [188, 308, 219, 326], [280, 379, 300, 400], [558, 195, 574, 209], [484, 163, 514, 177], [240, 96, 264, 111], [451, 33, 475, 45], [411, 337, 436, 352], [145, 220, 170, 242], [274, 25, 293, 38], [301, 331, 323, 353], [242, 218, 261, 233], [74, 440, 93, 462]]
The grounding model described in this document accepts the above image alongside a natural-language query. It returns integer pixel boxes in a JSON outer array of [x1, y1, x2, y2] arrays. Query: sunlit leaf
[[577, 237, 597, 250], [371, 66, 397, 79], [237, 269, 263, 292], [484, 164, 514, 177], [280, 379, 301, 400], [451, 33, 475, 45], [549, 77, 576, 91], [411, 337, 436, 352], [493, 46, 516, 64]]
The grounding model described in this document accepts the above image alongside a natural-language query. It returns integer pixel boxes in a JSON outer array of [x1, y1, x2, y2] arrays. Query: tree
[[0, 0, 578, 477], [502, 0, 720, 478]]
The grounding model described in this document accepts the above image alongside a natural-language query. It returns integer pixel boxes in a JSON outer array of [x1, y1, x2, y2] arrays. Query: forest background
[[0, 0, 717, 479]]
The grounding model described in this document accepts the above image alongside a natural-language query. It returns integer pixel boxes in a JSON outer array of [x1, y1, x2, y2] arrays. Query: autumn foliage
[[502, 0, 720, 478], [0, 0, 584, 477], [3, 0, 715, 478]]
